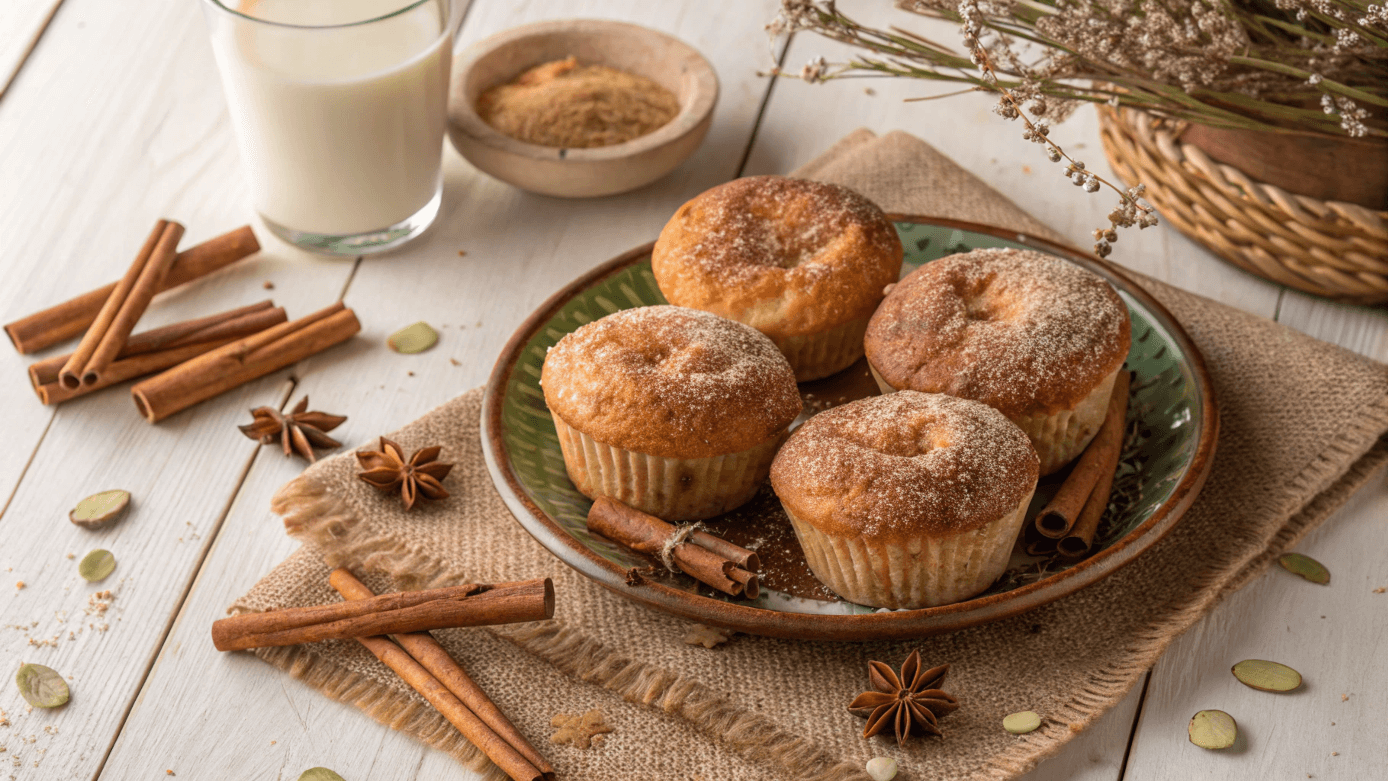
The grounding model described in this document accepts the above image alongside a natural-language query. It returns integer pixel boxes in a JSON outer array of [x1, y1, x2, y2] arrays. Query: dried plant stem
[[769, 0, 1388, 138], [968, 42, 1156, 256]]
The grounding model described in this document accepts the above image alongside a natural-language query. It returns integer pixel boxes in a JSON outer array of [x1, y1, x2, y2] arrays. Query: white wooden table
[[2, 1, 1384, 779]]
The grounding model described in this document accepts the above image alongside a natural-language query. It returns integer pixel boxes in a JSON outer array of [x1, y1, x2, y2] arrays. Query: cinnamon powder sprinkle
[[771, 392, 1038, 538], [867, 248, 1129, 419], [478, 57, 679, 148], [543, 305, 800, 459]]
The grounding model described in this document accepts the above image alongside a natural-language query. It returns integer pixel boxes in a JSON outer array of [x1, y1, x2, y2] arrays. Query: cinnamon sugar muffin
[[651, 176, 903, 381], [770, 391, 1039, 608], [864, 248, 1130, 475], [541, 305, 801, 521]]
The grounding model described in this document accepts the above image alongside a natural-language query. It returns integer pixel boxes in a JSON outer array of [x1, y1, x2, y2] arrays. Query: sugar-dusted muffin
[[770, 391, 1039, 608], [864, 248, 1131, 475], [541, 305, 801, 521], [651, 175, 903, 382]]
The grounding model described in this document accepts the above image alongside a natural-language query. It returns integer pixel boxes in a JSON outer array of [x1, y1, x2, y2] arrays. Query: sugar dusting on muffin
[[771, 392, 1039, 539], [651, 176, 903, 345], [866, 247, 1130, 419], [663, 177, 892, 282], [541, 305, 801, 459]]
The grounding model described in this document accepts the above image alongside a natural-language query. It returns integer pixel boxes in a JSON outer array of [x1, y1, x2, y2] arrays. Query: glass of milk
[[202, 0, 456, 255]]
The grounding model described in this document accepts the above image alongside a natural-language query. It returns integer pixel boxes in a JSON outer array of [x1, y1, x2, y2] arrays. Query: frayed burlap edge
[[246, 395, 1388, 781], [258, 475, 867, 781], [976, 394, 1388, 779], [247, 643, 509, 781]]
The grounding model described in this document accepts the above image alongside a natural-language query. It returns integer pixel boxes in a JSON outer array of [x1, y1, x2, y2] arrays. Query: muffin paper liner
[[551, 411, 783, 521], [773, 316, 871, 382], [869, 363, 1120, 475], [1012, 368, 1118, 475], [782, 489, 1034, 609]]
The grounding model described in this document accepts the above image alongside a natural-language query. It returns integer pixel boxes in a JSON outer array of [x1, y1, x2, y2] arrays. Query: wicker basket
[[1098, 107, 1388, 304]]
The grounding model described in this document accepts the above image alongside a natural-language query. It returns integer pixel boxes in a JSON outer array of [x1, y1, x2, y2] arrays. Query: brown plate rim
[[481, 216, 1220, 641]]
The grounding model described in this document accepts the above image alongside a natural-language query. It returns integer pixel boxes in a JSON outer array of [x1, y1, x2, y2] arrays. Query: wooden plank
[[98, 0, 786, 779], [0, 0, 61, 510], [0, 0, 359, 777], [1018, 679, 1147, 781], [0, 0, 308, 506], [1275, 291, 1388, 361], [0, 0, 64, 101], [1124, 281, 1388, 779], [1122, 470, 1388, 780]]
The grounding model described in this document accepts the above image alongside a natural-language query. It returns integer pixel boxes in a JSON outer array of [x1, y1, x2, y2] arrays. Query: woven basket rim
[[1097, 105, 1388, 304]]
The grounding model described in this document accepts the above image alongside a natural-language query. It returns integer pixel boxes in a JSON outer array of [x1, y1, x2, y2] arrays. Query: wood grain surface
[[0, 1, 1382, 779], [0, 0, 64, 100]]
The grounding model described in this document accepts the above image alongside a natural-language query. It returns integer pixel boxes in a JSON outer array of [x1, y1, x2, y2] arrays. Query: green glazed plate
[[482, 217, 1218, 641]]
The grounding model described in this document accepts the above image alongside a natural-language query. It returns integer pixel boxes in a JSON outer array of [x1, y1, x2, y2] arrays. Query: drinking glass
[[201, 0, 456, 255]]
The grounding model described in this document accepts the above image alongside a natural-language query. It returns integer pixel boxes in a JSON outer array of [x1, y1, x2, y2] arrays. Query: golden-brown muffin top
[[770, 391, 1039, 540], [541, 306, 801, 459], [865, 248, 1131, 419], [651, 176, 903, 339]]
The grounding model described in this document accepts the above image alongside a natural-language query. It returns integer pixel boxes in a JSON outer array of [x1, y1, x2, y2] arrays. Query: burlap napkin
[[233, 130, 1388, 781]]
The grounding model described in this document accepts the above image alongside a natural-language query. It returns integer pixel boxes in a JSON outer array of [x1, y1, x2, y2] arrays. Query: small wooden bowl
[[448, 19, 718, 198]]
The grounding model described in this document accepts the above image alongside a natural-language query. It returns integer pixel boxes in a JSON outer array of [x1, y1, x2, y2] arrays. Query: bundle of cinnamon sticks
[[213, 570, 556, 781], [6, 220, 362, 419], [5, 223, 260, 354], [1028, 371, 1132, 558], [587, 497, 761, 598]]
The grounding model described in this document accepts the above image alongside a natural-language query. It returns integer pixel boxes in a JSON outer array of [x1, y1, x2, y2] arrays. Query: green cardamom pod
[[79, 549, 116, 582], [15, 663, 69, 708]]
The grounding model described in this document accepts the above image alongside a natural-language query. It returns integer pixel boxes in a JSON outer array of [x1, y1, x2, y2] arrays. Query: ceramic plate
[[482, 217, 1218, 640]]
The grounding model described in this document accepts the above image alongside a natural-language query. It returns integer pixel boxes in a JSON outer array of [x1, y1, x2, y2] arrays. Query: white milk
[[209, 0, 451, 236]]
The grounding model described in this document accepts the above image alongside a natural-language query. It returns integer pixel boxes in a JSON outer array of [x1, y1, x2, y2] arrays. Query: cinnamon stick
[[29, 301, 286, 403], [58, 221, 181, 389], [586, 497, 759, 599], [726, 565, 760, 599], [1024, 534, 1058, 557], [36, 339, 239, 405], [211, 579, 554, 652], [1034, 372, 1131, 539], [1058, 371, 1131, 559], [692, 530, 759, 573], [81, 221, 184, 386], [131, 302, 360, 422], [4, 225, 260, 354], [353, 635, 549, 781], [330, 569, 554, 781]]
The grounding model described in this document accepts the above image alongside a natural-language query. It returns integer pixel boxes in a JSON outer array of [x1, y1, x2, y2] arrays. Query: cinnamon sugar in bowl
[[541, 305, 800, 521], [448, 19, 717, 198]]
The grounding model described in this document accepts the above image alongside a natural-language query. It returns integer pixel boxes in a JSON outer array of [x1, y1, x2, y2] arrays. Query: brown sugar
[[477, 57, 679, 148]]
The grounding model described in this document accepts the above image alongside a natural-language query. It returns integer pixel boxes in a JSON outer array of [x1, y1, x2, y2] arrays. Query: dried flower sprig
[[769, 0, 1387, 253], [953, 0, 1158, 256], [769, 0, 1159, 255], [769, 1, 1387, 138]]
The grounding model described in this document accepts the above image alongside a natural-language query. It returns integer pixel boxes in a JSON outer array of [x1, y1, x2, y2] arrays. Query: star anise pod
[[238, 396, 346, 463], [355, 437, 453, 511], [847, 650, 958, 745]]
